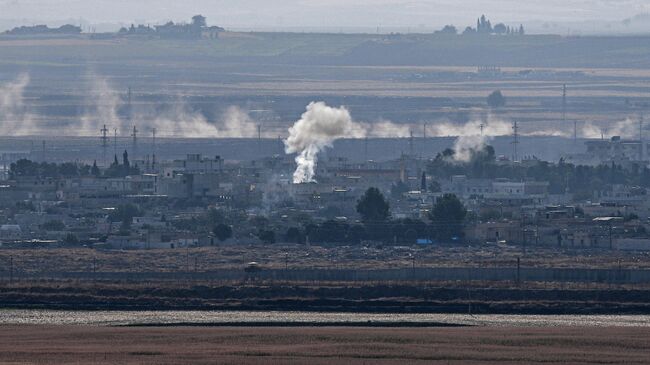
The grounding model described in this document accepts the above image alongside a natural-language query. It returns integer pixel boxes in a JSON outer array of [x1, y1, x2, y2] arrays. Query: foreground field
[[3, 281, 650, 314], [0, 325, 648, 364], [1, 244, 649, 273]]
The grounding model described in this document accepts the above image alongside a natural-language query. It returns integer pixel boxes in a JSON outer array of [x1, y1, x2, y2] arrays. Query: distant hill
[[4, 24, 81, 36], [1, 31, 650, 69]]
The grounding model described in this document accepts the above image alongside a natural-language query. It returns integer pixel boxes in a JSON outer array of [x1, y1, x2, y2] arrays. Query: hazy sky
[[0, 0, 648, 30]]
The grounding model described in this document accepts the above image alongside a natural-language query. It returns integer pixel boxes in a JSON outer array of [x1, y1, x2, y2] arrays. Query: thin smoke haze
[[0, 74, 260, 138], [0, 74, 35, 136]]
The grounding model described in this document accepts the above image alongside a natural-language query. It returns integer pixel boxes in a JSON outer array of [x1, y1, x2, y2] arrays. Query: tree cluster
[[104, 150, 140, 178], [118, 15, 223, 39], [10, 159, 92, 179], [427, 145, 650, 200], [438, 15, 525, 36], [277, 189, 467, 245], [487, 90, 506, 108]]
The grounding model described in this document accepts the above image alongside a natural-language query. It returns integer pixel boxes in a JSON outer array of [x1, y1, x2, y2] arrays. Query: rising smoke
[[0, 73, 259, 138], [429, 117, 512, 162], [582, 118, 641, 139], [84, 75, 259, 138], [75, 76, 123, 135], [364, 119, 411, 138], [144, 105, 257, 138], [284, 102, 366, 183], [0, 74, 35, 136]]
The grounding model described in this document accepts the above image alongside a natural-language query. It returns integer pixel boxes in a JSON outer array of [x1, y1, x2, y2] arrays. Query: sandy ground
[[0, 325, 648, 364]]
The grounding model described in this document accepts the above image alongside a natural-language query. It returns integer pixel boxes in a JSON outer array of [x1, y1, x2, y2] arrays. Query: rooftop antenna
[[512, 121, 519, 162], [100, 124, 109, 167], [479, 123, 485, 137], [113, 128, 118, 157]]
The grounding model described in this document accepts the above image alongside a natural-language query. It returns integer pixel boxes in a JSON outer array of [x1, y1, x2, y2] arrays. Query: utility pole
[[100, 124, 109, 167]]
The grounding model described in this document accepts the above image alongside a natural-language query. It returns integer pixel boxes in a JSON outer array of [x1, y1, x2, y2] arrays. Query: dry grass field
[[0, 244, 648, 274], [0, 325, 648, 364]]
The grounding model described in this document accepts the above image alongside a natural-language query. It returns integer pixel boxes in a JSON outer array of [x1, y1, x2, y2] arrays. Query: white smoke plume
[[430, 117, 571, 161], [71, 75, 259, 138], [365, 119, 411, 138], [147, 105, 258, 138], [427, 117, 511, 162], [582, 118, 639, 139], [284, 102, 366, 183], [75, 76, 124, 135], [429, 118, 512, 138], [452, 135, 487, 162], [0, 74, 36, 136], [217, 106, 259, 138]]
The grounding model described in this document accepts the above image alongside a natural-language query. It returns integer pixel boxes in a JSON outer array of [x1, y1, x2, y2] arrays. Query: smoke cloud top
[[284, 102, 366, 183]]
